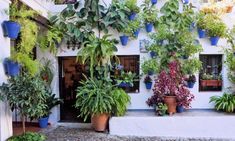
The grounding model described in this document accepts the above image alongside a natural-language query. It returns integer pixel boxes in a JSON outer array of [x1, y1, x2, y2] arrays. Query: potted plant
[[156, 103, 167, 116], [210, 92, 235, 113], [129, 19, 142, 38], [40, 58, 54, 85], [182, 0, 189, 4], [75, 78, 115, 132], [185, 75, 196, 88], [4, 58, 21, 77], [120, 26, 132, 46], [144, 75, 153, 90], [0, 73, 48, 133], [116, 70, 137, 88], [125, 0, 140, 20], [196, 12, 207, 38], [205, 14, 227, 46], [141, 59, 159, 75], [200, 73, 222, 87], [141, 0, 158, 32], [151, 0, 157, 5], [146, 44, 161, 58]]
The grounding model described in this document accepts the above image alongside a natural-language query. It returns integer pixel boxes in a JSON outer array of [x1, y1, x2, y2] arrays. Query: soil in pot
[[91, 113, 109, 132], [164, 96, 177, 115]]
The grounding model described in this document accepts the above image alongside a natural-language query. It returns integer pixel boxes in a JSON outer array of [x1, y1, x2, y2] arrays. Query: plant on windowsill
[[141, 0, 158, 32], [210, 92, 235, 113], [116, 70, 137, 88], [156, 103, 167, 116], [144, 75, 153, 90], [141, 59, 159, 75], [7, 132, 46, 141], [200, 73, 222, 87], [125, 0, 140, 20]]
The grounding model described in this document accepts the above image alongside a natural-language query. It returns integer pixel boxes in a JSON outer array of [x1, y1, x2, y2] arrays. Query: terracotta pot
[[164, 96, 177, 115], [200, 80, 222, 87], [226, 5, 233, 13], [91, 113, 109, 132]]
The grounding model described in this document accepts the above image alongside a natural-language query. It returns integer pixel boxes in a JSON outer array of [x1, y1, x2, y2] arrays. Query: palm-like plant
[[210, 93, 235, 113]]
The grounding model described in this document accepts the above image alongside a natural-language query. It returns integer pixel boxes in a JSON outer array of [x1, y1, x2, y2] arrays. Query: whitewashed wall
[[0, 0, 13, 140], [35, 0, 235, 123]]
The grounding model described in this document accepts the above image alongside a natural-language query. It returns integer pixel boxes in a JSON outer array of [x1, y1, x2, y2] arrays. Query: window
[[114, 55, 140, 93], [199, 55, 223, 91]]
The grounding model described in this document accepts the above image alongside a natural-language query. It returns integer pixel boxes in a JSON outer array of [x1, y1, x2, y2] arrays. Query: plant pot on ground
[[156, 103, 167, 116], [144, 75, 153, 90], [164, 95, 177, 115], [176, 105, 185, 113], [91, 113, 110, 132]]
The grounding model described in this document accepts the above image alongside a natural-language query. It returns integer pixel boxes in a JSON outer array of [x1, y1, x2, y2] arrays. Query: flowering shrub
[[146, 61, 194, 108]]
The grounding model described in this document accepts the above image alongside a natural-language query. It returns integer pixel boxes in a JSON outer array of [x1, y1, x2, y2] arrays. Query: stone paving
[[40, 126, 234, 141]]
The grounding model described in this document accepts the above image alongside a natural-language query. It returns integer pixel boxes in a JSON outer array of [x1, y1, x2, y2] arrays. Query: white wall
[[0, 0, 13, 140]]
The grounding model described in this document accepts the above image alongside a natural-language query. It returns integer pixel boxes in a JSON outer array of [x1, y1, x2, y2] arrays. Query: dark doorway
[[58, 57, 89, 122]]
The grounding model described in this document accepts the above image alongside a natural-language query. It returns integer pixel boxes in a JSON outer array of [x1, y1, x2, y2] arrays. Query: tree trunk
[[22, 115, 25, 134]]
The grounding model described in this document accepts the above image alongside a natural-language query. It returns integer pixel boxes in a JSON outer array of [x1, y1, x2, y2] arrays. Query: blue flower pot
[[151, 0, 157, 5], [210, 36, 220, 46], [2, 21, 21, 39], [182, 55, 189, 59], [182, 0, 189, 4], [177, 105, 184, 113], [150, 51, 157, 58], [119, 82, 131, 88], [187, 82, 195, 88], [148, 70, 154, 76], [38, 117, 49, 128], [145, 23, 153, 33], [197, 28, 206, 38], [4, 59, 20, 77], [145, 82, 152, 90], [120, 35, 129, 46], [133, 29, 140, 38], [128, 12, 137, 20]]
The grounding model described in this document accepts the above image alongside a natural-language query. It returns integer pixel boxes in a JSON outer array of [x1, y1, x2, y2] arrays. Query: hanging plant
[[125, 0, 140, 20]]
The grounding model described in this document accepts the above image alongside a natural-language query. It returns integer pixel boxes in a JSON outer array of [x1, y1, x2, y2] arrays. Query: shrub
[[210, 93, 235, 113], [7, 132, 46, 141]]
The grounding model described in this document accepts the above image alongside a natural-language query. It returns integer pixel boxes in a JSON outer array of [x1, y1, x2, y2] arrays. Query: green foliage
[[210, 93, 235, 113], [75, 78, 115, 121], [141, 59, 159, 74], [128, 19, 142, 38], [181, 58, 202, 75], [141, 0, 158, 23], [7, 132, 46, 141], [156, 103, 167, 116], [196, 12, 207, 29], [40, 58, 54, 85], [201, 73, 222, 80], [111, 88, 131, 116], [77, 34, 118, 78], [125, 0, 140, 13], [205, 14, 227, 37], [225, 51, 235, 71], [116, 71, 137, 87]]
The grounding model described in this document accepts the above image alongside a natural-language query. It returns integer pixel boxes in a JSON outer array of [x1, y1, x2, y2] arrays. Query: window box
[[200, 79, 222, 87]]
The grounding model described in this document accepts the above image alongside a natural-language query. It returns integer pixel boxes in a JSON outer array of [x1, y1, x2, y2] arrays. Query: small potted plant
[[141, 59, 159, 75], [144, 75, 153, 90], [156, 103, 167, 116], [125, 0, 140, 20], [129, 19, 142, 38], [146, 44, 160, 58], [196, 12, 207, 38], [186, 74, 196, 88], [200, 73, 222, 87], [120, 26, 132, 46], [116, 70, 137, 88]]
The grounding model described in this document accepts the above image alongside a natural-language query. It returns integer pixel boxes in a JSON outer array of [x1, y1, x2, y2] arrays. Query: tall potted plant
[[125, 0, 140, 20]]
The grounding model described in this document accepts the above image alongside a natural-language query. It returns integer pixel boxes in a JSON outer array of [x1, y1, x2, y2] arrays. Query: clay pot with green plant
[[141, 59, 159, 75]]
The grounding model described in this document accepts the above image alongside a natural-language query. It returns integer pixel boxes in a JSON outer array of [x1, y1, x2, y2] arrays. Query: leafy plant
[[144, 75, 152, 84], [7, 132, 46, 141], [156, 103, 168, 116], [116, 71, 137, 87], [201, 73, 222, 80], [181, 58, 202, 75], [196, 12, 207, 30], [40, 58, 54, 85], [0, 73, 48, 133], [111, 88, 131, 116], [125, 0, 140, 13], [205, 14, 227, 37], [210, 93, 235, 113], [75, 78, 115, 121], [141, 59, 159, 74], [141, 0, 158, 23]]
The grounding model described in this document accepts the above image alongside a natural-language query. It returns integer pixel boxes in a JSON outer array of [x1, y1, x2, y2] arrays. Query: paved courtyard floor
[[40, 126, 233, 141]]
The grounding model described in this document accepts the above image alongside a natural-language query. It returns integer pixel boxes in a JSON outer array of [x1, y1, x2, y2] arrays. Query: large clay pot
[[91, 113, 109, 132], [164, 96, 177, 115]]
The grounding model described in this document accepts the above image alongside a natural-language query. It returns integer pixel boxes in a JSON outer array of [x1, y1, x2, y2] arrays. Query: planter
[[187, 82, 195, 88], [145, 23, 153, 33], [2, 21, 21, 39], [210, 36, 220, 46], [150, 51, 157, 58], [38, 117, 49, 128], [120, 35, 129, 46], [148, 70, 154, 76], [133, 29, 140, 38], [91, 113, 109, 132], [164, 96, 177, 115], [226, 5, 233, 13], [197, 28, 206, 38], [119, 82, 131, 88], [145, 82, 152, 90], [182, 55, 189, 60], [128, 12, 137, 20], [182, 0, 189, 4], [4, 59, 20, 77], [176, 105, 184, 113], [151, 0, 157, 5], [200, 80, 222, 87]]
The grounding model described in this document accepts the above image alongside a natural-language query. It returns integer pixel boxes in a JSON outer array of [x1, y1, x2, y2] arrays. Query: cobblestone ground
[[40, 126, 233, 141]]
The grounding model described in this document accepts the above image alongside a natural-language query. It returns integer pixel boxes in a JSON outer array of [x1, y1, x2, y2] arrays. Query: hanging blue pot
[[150, 51, 157, 58], [148, 70, 154, 76], [128, 12, 137, 21], [2, 21, 21, 39], [4, 59, 20, 77], [145, 23, 153, 33], [197, 28, 206, 38], [119, 82, 131, 88], [210, 36, 220, 46], [145, 82, 152, 90], [151, 0, 157, 5], [133, 29, 140, 38], [187, 82, 195, 88], [38, 117, 49, 128], [120, 35, 129, 46], [176, 105, 184, 113], [182, 0, 189, 4]]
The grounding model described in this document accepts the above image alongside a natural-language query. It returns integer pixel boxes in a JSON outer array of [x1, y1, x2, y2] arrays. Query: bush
[[7, 132, 46, 141], [210, 93, 235, 113]]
